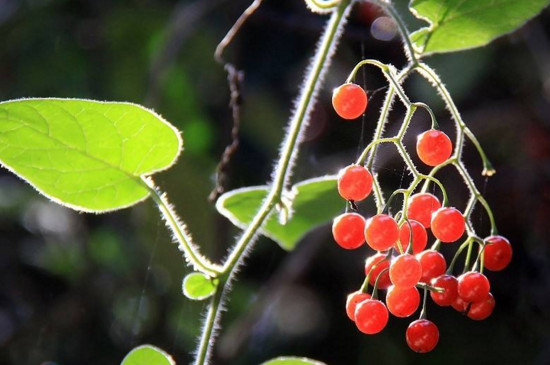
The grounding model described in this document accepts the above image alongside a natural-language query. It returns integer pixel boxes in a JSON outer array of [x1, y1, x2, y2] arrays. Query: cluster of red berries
[[330, 83, 512, 353], [333, 164, 512, 352]]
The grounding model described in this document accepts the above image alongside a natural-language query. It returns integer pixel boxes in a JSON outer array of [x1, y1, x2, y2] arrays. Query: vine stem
[[193, 1, 353, 363], [222, 0, 351, 273], [194, 285, 224, 365]]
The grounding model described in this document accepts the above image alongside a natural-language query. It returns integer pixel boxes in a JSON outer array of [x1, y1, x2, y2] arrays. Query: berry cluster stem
[[353, 60, 498, 240]]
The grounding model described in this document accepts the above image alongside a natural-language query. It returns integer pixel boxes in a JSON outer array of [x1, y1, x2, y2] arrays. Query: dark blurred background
[[1, 0, 550, 364]]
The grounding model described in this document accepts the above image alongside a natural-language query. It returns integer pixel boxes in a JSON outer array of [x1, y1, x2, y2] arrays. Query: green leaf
[[0, 98, 182, 212], [410, 0, 550, 55], [182, 272, 217, 300], [216, 176, 344, 251], [121, 345, 175, 365], [260, 357, 326, 365]]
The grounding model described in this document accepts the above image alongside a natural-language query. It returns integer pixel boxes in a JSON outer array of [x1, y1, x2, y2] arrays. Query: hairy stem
[[142, 177, 221, 276], [194, 1, 353, 363], [194, 284, 224, 365], [221, 0, 351, 273]]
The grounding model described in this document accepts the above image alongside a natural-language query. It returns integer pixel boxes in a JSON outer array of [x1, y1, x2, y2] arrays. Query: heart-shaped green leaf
[[216, 176, 344, 251], [410, 0, 550, 55], [182, 272, 217, 300], [0, 98, 182, 212], [121, 345, 175, 365], [260, 357, 326, 365]]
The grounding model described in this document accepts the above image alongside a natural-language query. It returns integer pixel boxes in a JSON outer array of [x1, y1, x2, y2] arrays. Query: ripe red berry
[[386, 285, 420, 318], [365, 214, 399, 251], [407, 193, 441, 228], [417, 250, 447, 283], [337, 164, 373, 202], [364, 253, 391, 289], [406, 319, 439, 353], [332, 83, 368, 120], [482, 235, 512, 271], [430, 274, 458, 306], [431, 207, 465, 243], [345, 291, 371, 321], [332, 213, 366, 249], [467, 293, 495, 320], [416, 129, 453, 166], [354, 299, 389, 334], [397, 220, 428, 254], [451, 294, 469, 313], [389, 254, 423, 288], [457, 272, 490, 303]]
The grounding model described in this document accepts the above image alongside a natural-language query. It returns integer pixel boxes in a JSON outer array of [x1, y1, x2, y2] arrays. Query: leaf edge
[[0, 97, 183, 213]]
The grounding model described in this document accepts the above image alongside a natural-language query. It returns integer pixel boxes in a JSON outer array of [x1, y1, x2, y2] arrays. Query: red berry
[[389, 254, 423, 288], [431, 207, 465, 243], [365, 214, 399, 251], [417, 250, 447, 283], [483, 235, 512, 271], [386, 285, 420, 318], [364, 253, 391, 289], [337, 164, 373, 202], [332, 213, 366, 249], [430, 274, 458, 306], [346, 291, 371, 321], [416, 129, 453, 166], [467, 293, 495, 320], [332, 83, 368, 120], [451, 294, 469, 313], [397, 220, 428, 254], [407, 193, 441, 228], [406, 319, 439, 353], [457, 272, 490, 303], [354, 299, 389, 334]]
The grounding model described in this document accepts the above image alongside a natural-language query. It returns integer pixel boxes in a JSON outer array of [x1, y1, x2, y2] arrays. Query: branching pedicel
[[328, 3, 513, 354]]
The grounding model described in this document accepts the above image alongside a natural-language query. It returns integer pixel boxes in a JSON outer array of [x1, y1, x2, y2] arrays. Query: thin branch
[[214, 0, 265, 64]]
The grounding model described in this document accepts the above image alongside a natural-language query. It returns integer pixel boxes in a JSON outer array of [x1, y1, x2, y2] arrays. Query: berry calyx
[[417, 250, 447, 283], [406, 319, 439, 353], [416, 129, 453, 166], [457, 272, 490, 303], [397, 220, 428, 254], [430, 274, 458, 306], [365, 214, 399, 251], [389, 254, 423, 288], [386, 285, 420, 318], [332, 213, 366, 249], [482, 235, 512, 271], [337, 164, 373, 202], [407, 193, 441, 228], [346, 291, 371, 321], [467, 293, 495, 320], [364, 253, 391, 289], [354, 299, 389, 335], [332, 83, 368, 120], [431, 207, 465, 243]]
